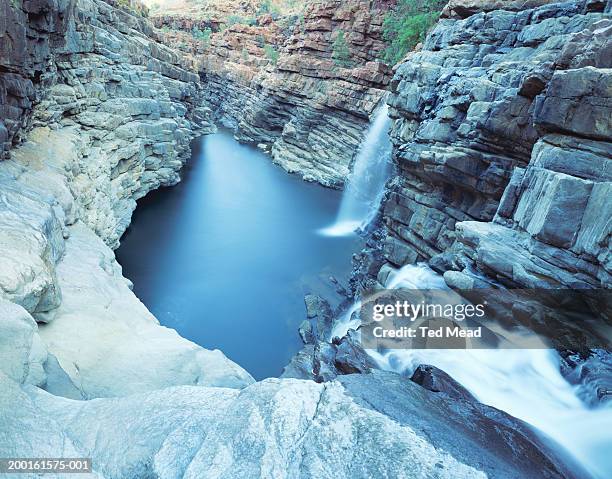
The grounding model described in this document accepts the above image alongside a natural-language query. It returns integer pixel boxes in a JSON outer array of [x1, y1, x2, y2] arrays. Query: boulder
[[0, 174, 64, 314], [0, 370, 590, 478], [0, 299, 47, 386], [410, 364, 476, 401]]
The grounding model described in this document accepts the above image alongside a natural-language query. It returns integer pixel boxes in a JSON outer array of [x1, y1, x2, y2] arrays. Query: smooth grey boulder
[[0, 370, 590, 479], [0, 299, 47, 387], [410, 364, 477, 401], [0, 175, 65, 314], [338, 370, 589, 479]]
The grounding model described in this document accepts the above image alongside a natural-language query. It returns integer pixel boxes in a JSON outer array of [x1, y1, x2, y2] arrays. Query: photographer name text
[[372, 325, 482, 339]]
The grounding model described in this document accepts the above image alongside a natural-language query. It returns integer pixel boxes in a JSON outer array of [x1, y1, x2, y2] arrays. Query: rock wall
[[154, 0, 393, 187], [378, 0, 611, 289], [0, 0, 69, 158], [0, 0, 253, 399]]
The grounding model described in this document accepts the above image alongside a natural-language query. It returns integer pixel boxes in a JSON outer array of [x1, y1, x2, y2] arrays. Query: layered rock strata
[[0, 0, 68, 158], [154, 0, 393, 186], [378, 0, 611, 289], [0, 0, 253, 399]]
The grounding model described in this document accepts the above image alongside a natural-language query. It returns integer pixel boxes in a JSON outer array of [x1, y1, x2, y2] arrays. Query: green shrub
[[257, 0, 281, 17], [227, 15, 257, 27], [192, 26, 212, 46], [381, 0, 445, 65], [263, 44, 280, 65], [332, 30, 352, 68]]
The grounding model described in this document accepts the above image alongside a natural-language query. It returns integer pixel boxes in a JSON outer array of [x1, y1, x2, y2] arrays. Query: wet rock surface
[[561, 349, 612, 406], [410, 364, 477, 401]]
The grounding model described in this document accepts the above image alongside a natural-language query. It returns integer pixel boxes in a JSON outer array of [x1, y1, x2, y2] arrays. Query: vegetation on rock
[[191, 26, 212, 46], [257, 0, 281, 18], [381, 0, 446, 65], [263, 44, 280, 65], [332, 30, 352, 68], [116, 0, 150, 17]]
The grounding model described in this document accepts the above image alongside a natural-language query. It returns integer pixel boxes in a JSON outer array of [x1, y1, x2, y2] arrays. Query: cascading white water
[[319, 103, 392, 237], [333, 264, 612, 479]]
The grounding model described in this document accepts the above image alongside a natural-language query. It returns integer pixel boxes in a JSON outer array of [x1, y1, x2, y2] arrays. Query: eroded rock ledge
[[0, 368, 588, 478], [0, 0, 253, 400], [153, 0, 393, 187], [376, 0, 611, 289]]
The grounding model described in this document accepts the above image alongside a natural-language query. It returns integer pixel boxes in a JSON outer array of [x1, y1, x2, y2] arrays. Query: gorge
[[1, 0, 611, 478], [116, 130, 360, 380]]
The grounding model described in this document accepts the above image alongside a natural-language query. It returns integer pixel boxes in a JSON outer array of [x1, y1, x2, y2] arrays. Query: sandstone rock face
[[154, 0, 393, 187], [380, 0, 611, 288], [0, 370, 588, 478]]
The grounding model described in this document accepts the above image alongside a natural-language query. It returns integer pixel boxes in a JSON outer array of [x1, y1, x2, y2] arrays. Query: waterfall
[[333, 264, 612, 478], [319, 102, 392, 237]]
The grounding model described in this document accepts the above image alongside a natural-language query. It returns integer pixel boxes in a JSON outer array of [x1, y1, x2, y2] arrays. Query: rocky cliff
[[0, 0, 253, 400], [295, 0, 611, 407], [375, 0, 611, 290], [153, 0, 393, 186], [0, 0, 67, 158]]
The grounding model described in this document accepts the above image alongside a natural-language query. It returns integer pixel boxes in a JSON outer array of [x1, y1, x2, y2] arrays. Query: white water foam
[[333, 264, 612, 478], [319, 103, 392, 237]]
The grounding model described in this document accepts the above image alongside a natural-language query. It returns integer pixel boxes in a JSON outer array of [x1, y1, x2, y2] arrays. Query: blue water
[[116, 131, 360, 379]]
